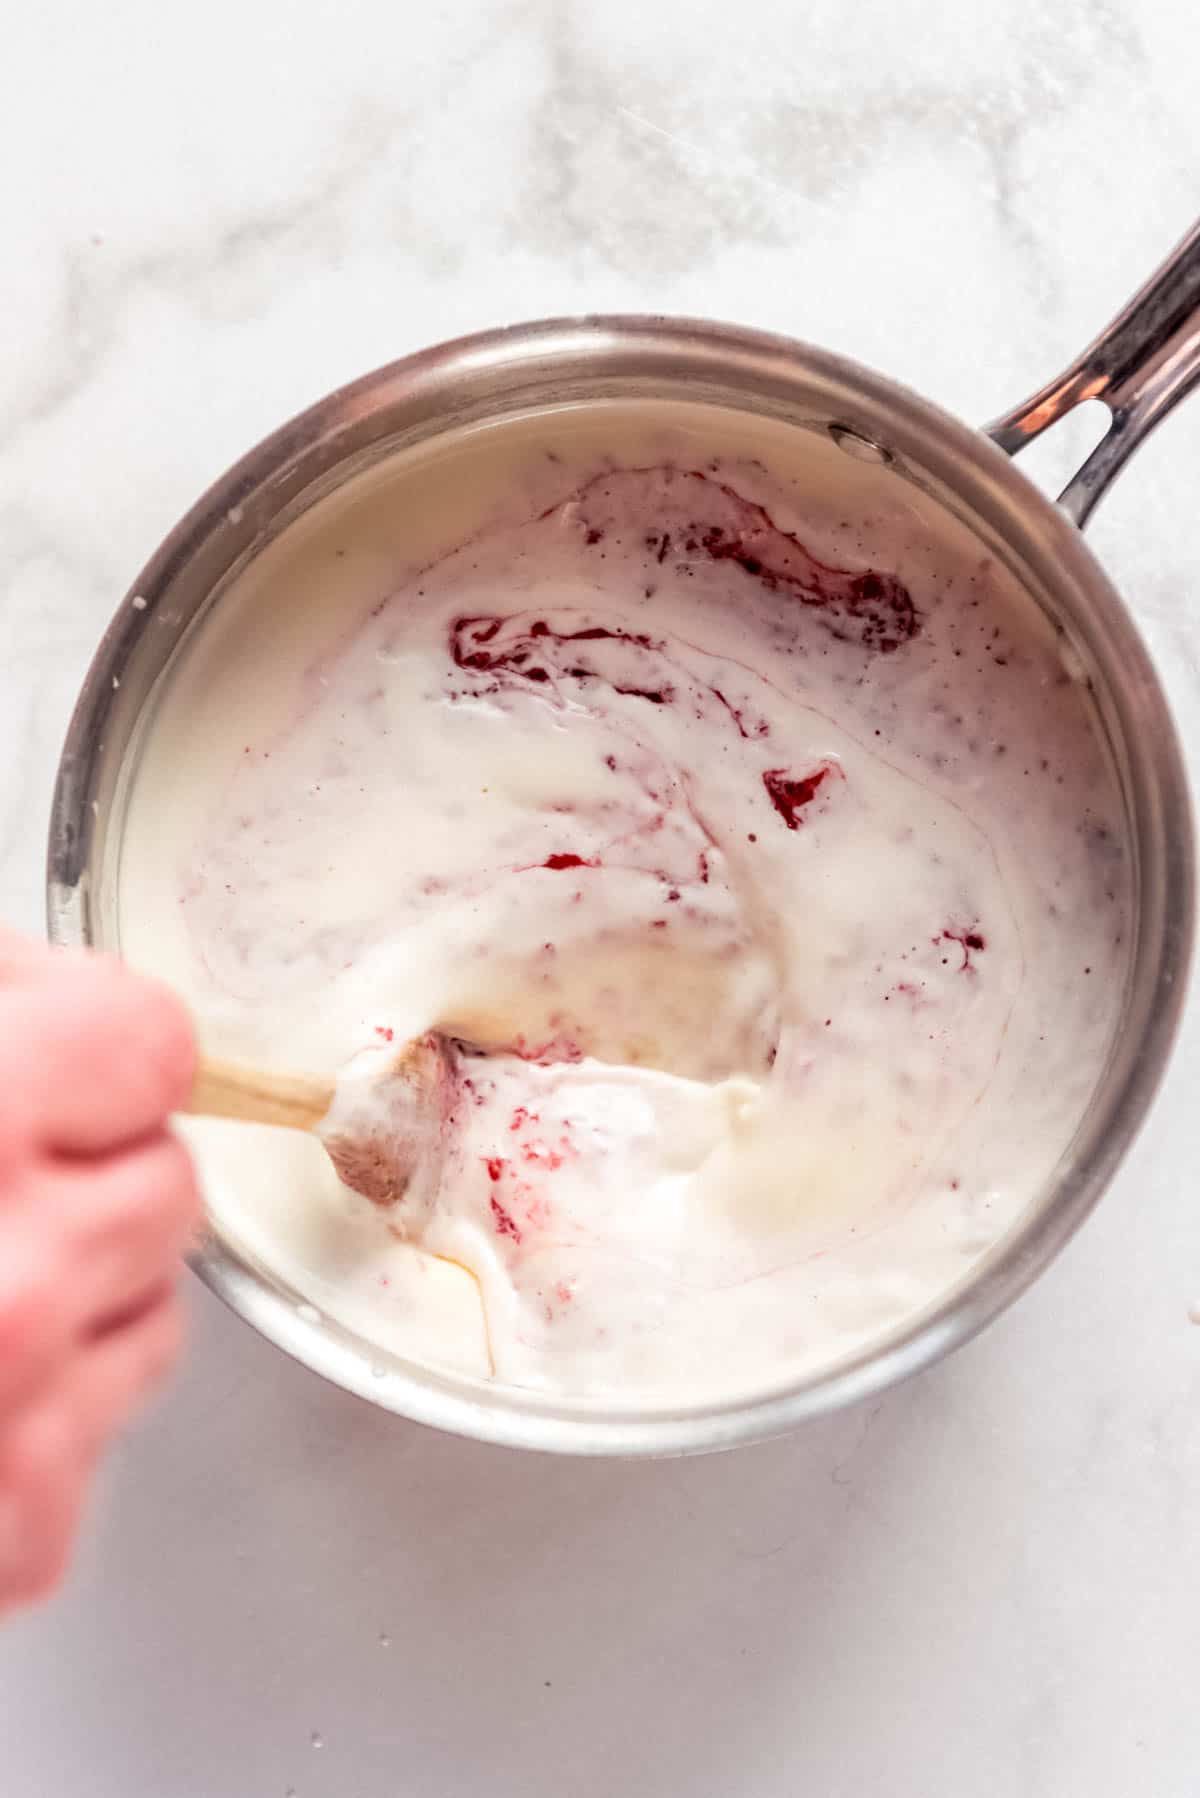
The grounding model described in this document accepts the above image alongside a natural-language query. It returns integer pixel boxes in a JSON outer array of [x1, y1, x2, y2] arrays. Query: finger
[[87, 1274, 174, 1341], [0, 1207, 75, 1412], [51, 1131, 201, 1334], [0, 1397, 85, 1610], [0, 960, 195, 1154], [73, 1289, 185, 1457]]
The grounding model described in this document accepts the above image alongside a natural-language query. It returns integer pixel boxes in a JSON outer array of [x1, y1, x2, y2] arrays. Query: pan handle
[[987, 217, 1200, 529]]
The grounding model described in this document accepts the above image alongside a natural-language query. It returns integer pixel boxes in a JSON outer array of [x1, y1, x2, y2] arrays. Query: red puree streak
[[711, 687, 770, 741], [449, 467, 917, 701], [567, 465, 919, 652], [762, 761, 840, 829], [490, 1197, 522, 1241], [941, 926, 987, 972], [483, 1158, 523, 1241], [452, 616, 674, 706]]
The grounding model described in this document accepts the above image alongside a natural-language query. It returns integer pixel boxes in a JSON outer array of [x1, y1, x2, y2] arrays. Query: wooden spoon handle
[[187, 1054, 335, 1133]]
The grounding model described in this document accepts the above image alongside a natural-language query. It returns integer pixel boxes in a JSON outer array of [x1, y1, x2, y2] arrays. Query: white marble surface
[[3, 3, 1200, 1793]]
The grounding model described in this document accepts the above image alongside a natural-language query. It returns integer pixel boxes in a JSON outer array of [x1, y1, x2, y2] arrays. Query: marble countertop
[[3, 3, 1199, 1793]]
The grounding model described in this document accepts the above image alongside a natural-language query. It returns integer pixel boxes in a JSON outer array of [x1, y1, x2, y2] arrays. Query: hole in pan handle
[[987, 215, 1200, 530]]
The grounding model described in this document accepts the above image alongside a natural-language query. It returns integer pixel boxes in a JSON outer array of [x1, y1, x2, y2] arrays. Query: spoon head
[[320, 1032, 457, 1210]]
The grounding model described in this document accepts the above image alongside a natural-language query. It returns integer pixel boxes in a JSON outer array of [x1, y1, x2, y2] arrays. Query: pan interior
[[100, 387, 1140, 1429]]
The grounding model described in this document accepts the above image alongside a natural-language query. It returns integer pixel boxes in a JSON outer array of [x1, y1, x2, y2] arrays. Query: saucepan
[[47, 221, 1198, 1455]]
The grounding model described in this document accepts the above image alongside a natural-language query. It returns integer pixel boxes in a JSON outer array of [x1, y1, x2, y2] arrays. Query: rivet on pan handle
[[987, 216, 1200, 529]]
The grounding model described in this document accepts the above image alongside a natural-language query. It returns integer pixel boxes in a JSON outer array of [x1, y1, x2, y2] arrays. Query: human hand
[[0, 932, 198, 1612]]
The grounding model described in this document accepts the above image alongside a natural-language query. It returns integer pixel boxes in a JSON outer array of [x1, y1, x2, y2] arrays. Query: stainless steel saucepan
[[47, 223, 1198, 1455]]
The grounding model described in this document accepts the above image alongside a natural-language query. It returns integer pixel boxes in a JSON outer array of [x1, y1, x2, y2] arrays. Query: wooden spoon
[[188, 1057, 334, 1134], [186, 1034, 455, 1206]]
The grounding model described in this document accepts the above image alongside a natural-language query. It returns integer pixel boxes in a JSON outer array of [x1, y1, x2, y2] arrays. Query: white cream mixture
[[117, 402, 1131, 1404]]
